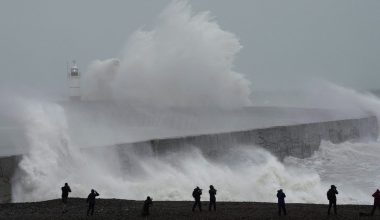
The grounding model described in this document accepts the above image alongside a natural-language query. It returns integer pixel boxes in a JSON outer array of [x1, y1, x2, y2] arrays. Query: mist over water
[[7, 0, 380, 204]]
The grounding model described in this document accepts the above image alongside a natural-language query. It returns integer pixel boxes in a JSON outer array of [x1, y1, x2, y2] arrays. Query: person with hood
[[327, 185, 338, 215], [86, 189, 100, 216], [192, 186, 202, 212], [142, 196, 153, 216], [61, 183, 71, 213], [277, 189, 287, 216], [208, 185, 217, 211], [371, 189, 380, 216]]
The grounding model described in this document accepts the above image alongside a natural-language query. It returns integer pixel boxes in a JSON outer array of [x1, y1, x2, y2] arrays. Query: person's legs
[[328, 201, 332, 214], [333, 201, 337, 214], [91, 204, 95, 215], [282, 204, 287, 215], [198, 200, 202, 211], [192, 201, 197, 211], [62, 197, 68, 213], [209, 199, 216, 211], [87, 204, 91, 216], [371, 204, 379, 216], [278, 204, 286, 216]]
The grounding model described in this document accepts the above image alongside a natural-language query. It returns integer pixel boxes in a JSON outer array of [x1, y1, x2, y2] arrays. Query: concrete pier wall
[[0, 156, 20, 203], [140, 116, 379, 159]]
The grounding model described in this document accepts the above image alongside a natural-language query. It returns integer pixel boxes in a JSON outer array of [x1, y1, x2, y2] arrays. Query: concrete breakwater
[[0, 156, 20, 203], [137, 116, 379, 160], [0, 115, 378, 203]]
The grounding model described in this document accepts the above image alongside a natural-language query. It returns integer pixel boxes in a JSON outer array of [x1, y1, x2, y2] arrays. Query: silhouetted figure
[[86, 189, 99, 216], [61, 183, 71, 213], [277, 189, 287, 216], [371, 189, 380, 216], [208, 185, 217, 211], [142, 196, 153, 216], [192, 186, 202, 212], [327, 185, 338, 215]]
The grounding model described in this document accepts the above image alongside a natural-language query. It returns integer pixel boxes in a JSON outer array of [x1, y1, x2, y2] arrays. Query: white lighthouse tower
[[67, 60, 81, 101]]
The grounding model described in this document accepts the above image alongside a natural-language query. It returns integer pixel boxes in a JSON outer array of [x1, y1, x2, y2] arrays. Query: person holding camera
[[209, 185, 217, 211], [277, 189, 287, 216], [61, 183, 71, 213], [192, 186, 203, 212], [86, 189, 100, 216], [371, 189, 380, 216], [142, 196, 153, 216], [327, 185, 338, 215]]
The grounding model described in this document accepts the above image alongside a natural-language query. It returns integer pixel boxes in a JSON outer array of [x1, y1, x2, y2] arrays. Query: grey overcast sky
[[0, 0, 379, 96]]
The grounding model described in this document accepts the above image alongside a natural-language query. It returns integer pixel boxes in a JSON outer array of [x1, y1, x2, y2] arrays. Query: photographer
[[192, 186, 202, 212], [327, 185, 338, 215], [86, 189, 100, 216], [61, 183, 71, 213], [209, 185, 217, 211], [142, 196, 153, 216]]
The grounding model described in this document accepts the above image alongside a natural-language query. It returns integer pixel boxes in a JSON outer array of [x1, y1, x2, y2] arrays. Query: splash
[[82, 58, 120, 101], [11, 94, 380, 204], [82, 0, 251, 108], [12, 101, 327, 203], [286, 141, 380, 204], [12, 101, 77, 201]]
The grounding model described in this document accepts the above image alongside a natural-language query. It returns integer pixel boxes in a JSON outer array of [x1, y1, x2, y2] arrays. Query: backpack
[[327, 190, 334, 200]]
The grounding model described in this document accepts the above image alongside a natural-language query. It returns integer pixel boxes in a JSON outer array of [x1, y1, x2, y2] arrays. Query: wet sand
[[0, 198, 378, 220]]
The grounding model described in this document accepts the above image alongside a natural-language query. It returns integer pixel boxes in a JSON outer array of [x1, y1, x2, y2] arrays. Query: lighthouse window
[[71, 71, 78, 76]]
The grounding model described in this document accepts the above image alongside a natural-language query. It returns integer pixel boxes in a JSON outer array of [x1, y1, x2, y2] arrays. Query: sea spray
[[285, 141, 380, 204], [82, 0, 251, 108], [12, 104, 328, 203], [12, 101, 77, 202], [11, 99, 380, 204]]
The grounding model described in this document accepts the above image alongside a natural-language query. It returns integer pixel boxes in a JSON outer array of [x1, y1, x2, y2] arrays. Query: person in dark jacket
[[277, 189, 286, 216], [371, 189, 380, 216], [208, 185, 217, 211], [86, 189, 99, 216], [327, 185, 338, 215], [61, 183, 71, 213], [142, 196, 153, 216], [192, 186, 202, 212]]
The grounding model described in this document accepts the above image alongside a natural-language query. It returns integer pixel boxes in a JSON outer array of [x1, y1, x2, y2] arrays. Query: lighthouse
[[68, 60, 81, 101]]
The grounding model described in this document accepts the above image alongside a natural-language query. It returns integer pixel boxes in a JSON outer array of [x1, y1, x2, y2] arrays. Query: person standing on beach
[[371, 189, 380, 216], [208, 185, 217, 211], [192, 186, 202, 212], [86, 189, 100, 216], [277, 189, 286, 216], [142, 196, 153, 216], [61, 183, 71, 213], [327, 185, 338, 215]]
